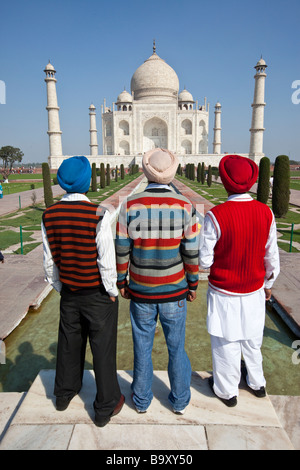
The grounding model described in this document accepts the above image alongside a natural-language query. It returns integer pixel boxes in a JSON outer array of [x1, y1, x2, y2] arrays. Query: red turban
[[219, 155, 258, 194]]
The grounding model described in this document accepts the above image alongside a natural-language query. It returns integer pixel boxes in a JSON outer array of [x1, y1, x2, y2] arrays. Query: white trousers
[[210, 334, 266, 400]]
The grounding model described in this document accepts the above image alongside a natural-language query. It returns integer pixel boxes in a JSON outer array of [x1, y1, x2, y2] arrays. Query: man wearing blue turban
[[42, 156, 124, 427]]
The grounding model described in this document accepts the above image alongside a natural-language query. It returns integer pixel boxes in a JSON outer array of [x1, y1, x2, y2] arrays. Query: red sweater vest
[[43, 200, 105, 290], [208, 200, 273, 294]]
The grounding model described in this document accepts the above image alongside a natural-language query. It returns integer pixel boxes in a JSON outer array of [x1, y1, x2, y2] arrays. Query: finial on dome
[[153, 39, 156, 54]]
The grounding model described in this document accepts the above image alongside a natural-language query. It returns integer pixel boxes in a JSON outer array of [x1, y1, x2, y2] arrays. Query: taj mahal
[[44, 42, 268, 170]]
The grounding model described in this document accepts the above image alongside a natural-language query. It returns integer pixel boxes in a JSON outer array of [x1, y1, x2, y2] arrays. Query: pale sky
[[0, 0, 299, 163]]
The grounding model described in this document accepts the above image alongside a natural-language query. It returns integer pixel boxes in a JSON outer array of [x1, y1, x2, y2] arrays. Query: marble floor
[[0, 370, 295, 450]]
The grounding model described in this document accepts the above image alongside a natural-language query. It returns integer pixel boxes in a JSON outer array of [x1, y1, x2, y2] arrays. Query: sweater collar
[[145, 183, 172, 191], [61, 193, 91, 202], [227, 193, 253, 202]]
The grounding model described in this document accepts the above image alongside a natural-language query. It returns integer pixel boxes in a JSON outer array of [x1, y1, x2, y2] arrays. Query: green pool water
[[1, 281, 299, 395]]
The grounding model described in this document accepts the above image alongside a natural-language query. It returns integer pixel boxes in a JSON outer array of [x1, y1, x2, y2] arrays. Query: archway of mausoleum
[[143, 117, 168, 153]]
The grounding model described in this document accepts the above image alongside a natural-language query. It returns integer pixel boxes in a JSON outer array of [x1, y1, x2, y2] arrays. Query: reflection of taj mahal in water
[[44, 41, 268, 170]]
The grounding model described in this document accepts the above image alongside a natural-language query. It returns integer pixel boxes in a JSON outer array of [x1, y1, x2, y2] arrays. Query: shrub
[[257, 157, 270, 204], [42, 162, 54, 207], [272, 155, 290, 218]]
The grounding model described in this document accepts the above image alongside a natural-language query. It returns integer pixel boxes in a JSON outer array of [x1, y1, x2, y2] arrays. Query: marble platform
[[0, 370, 295, 450]]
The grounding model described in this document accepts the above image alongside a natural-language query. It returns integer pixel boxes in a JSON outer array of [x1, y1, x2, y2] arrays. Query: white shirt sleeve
[[96, 210, 118, 297], [41, 221, 62, 293], [264, 212, 280, 289], [199, 212, 220, 269]]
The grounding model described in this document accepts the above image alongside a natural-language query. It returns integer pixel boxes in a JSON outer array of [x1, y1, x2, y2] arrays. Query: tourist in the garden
[[0, 181, 3, 199], [42, 156, 124, 427], [0, 251, 4, 263], [199, 154, 280, 407], [116, 148, 199, 414]]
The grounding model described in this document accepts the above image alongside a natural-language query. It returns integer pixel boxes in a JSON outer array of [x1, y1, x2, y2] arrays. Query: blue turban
[[57, 156, 91, 193]]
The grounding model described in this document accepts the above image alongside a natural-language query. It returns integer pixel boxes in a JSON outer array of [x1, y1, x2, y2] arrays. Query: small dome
[[255, 57, 267, 70], [44, 62, 55, 71], [178, 88, 194, 102], [256, 57, 266, 66], [215, 102, 221, 108], [117, 89, 133, 103]]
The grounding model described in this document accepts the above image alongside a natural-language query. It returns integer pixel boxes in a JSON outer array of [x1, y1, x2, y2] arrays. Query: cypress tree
[[257, 156, 270, 204], [272, 155, 290, 218], [106, 163, 110, 186], [115, 165, 118, 182], [207, 165, 212, 187], [42, 162, 54, 207], [191, 163, 195, 181], [100, 162, 106, 189], [197, 163, 201, 182], [201, 162, 205, 184], [91, 163, 97, 192], [121, 163, 125, 179]]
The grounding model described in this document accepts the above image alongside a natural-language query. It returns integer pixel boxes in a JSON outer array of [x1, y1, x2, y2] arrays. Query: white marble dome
[[130, 51, 179, 102], [117, 89, 133, 103], [178, 88, 194, 102]]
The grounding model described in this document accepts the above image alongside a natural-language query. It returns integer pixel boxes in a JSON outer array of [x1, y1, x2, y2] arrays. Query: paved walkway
[[0, 176, 299, 450], [0, 185, 65, 217]]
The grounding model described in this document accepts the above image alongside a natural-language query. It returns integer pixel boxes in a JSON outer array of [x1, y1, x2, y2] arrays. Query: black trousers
[[54, 287, 121, 419]]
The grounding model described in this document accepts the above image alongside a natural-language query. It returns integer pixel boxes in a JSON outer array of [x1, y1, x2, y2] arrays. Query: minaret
[[89, 104, 98, 156], [249, 57, 267, 157], [213, 102, 222, 154], [44, 62, 63, 157]]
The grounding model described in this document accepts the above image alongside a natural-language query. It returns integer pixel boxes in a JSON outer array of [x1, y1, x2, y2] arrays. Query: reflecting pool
[[1, 281, 299, 396]]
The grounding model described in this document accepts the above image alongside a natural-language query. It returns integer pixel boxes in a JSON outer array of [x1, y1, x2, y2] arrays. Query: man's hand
[[110, 296, 117, 302], [264, 288, 272, 301], [187, 290, 197, 302], [120, 287, 131, 299]]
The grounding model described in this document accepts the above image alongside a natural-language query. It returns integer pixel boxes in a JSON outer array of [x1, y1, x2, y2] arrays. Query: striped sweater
[[42, 200, 106, 290], [116, 187, 200, 303]]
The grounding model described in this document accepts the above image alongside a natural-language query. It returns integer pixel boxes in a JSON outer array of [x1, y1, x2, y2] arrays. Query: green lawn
[[0, 229, 35, 251], [2, 182, 44, 195]]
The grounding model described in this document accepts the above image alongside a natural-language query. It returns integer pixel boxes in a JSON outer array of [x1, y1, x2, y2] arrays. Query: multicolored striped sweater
[[42, 200, 106, 290], [116, 187, 200, 303]]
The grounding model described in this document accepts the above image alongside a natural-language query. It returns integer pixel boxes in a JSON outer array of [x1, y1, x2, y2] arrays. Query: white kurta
[[199, 193, 280, 342], [199, 193, 280, 399]]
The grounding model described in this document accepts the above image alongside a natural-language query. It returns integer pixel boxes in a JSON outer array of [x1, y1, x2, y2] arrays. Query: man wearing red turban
[[199, 155, 280, 407]]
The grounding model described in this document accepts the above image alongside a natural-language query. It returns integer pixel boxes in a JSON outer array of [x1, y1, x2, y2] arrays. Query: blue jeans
[[130, 299, 192, 411]]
